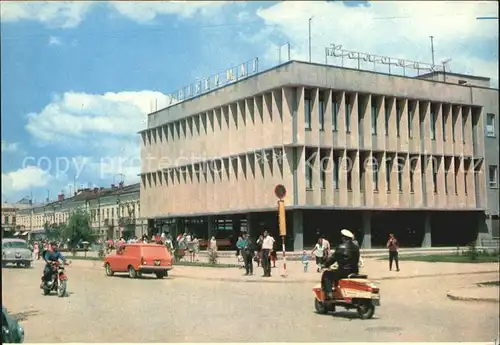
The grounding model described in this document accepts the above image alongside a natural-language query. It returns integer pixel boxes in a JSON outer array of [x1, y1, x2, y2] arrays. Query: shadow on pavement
[[10, 310, 40, 322]]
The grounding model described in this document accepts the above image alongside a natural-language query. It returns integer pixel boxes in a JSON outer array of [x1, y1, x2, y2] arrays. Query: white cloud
[[25, 90, 172, 144], [1, 141, 20, 153], [252, 1, 499, 86], [109, 1, 230, 23], [23, 90, 176, 193], [1, 1, 232, 28], [48, 36, 62, 46], [1, 166, 54, 195], [0, 1, 95, 28]]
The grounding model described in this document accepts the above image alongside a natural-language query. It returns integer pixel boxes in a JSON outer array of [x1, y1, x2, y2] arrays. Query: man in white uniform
[[261, 230, 275, 277]]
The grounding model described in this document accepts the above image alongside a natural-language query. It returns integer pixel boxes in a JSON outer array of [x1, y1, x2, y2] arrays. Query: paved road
[[2, 264, 498, 343]]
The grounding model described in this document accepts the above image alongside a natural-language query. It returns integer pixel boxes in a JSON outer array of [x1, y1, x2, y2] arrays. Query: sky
[[1, 0, 498, 204]]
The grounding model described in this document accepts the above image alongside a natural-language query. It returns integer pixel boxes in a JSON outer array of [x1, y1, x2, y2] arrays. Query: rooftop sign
[[325, 43, 445, 77], [160, 57, 259, 110]]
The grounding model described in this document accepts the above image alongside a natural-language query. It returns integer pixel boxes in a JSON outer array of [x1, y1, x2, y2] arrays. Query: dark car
[[2, 307, 24, 343]]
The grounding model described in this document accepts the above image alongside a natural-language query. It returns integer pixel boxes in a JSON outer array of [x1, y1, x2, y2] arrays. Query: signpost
[[274, 184, 287, 277]]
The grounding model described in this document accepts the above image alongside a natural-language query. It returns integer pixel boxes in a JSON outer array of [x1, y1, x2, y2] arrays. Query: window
[[372, 158, 379, 191], [347, 159, 352, 191], [385, 158, 391, 192], [397, 157, 404, 192], [489, 165, 498, 188], [432, 159, 438, 194], [452, 107, 457, 142], [371, 99, 378, 135], [319, 97, 325, 131], [384, 100, 390, 136], [444, 169, 448, 194], [409, 169, 414, 193], [430, 106, 436, 140], [332, 96, 338, 131], [464, 170, 468, 194], [320, 156, 327, 189], [408, 103, 413, 138], [442, 108, 447, 141], [396, 103, 401, 137], [345, 95, 351, 133], [305, 160, 313, 189], [333, 155, 340, 189], [486, 113, 496, 137], [305, 91, 312, 130], [462, 113, 467, 143], [454, 160, 459, 195]]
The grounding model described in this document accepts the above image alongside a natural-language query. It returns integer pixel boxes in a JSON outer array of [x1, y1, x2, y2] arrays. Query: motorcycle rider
[[321, 229, 360, 299], [40, 241, 67, 288]]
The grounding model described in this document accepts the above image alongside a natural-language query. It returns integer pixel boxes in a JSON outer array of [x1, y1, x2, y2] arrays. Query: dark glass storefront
[[150, 209, 485, 250]]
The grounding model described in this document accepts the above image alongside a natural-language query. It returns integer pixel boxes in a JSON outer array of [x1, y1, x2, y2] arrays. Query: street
[[2, 263, 499, 343]]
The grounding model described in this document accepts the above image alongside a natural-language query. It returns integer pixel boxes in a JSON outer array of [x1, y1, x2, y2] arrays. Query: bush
[[465, 241, 479, 260]]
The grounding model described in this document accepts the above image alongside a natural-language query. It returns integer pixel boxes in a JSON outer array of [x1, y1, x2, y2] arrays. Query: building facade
[[140, 61, 499, 249], [13, 183, 145, 240]]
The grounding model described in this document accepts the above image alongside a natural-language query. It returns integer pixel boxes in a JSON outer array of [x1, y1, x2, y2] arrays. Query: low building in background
[[12, 183, 145, 241]]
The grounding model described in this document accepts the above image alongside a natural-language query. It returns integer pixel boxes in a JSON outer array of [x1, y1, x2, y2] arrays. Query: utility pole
[[429, 36, 435, 66]]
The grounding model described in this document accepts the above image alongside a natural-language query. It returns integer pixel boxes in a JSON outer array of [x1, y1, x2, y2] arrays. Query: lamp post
[[116, 196, 121, 239]]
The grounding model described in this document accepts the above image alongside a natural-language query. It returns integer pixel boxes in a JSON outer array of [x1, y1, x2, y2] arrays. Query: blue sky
[[1, 1, 498, 203]]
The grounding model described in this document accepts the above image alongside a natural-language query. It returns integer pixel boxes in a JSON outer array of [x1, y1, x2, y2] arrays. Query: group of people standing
[[235, 230, 276, 277]]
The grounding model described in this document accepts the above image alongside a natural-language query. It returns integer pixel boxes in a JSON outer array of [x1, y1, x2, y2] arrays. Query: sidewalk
[[447, 285, 500, 303], [170, 257, 499, 284], [59, 257, 499, 284]]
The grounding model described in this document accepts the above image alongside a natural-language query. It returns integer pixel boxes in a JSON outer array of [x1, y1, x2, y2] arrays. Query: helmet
[[340, 229, 354, 239]]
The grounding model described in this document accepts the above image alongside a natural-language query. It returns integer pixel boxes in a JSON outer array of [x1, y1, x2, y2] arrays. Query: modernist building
[[14, 183, 145, 240], [140, 61, 499, 249]]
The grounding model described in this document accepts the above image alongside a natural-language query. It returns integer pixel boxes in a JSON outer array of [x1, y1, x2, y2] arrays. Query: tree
[[61, 209, 97, 250], [43, 222, 64, 242]]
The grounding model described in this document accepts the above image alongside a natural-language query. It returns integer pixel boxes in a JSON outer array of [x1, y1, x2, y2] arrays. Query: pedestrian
[[33, 242, 40, 260], [312, 238, 325, 272], [321, 235, 331, 258], [236, 235, 244, 268], [387, 233, 400, 271], [260, 230, 275, 277], [255, 234, 263, 267], [241, 232, 254, 276], [301, 250, 309, 273], [270, 249, 277, 268], [193, 236, 200, 262]]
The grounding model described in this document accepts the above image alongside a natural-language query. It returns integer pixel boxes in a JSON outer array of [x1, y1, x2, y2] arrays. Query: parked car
[[104, 243, 173, 279], [2, 239, 33, 268], [2, 307, 24, 343]]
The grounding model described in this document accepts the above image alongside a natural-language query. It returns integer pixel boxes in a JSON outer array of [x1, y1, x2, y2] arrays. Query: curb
[[172, 269, 500, 284], [47, 260, 498, 284], [446, 292, 499, 303]]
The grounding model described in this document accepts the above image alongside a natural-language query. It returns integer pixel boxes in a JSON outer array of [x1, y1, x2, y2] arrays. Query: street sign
[[274, 184, 286, 199]]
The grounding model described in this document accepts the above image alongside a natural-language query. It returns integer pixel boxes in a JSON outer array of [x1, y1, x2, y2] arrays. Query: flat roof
[[418, 70, 490, 81], [143, 59, 494, 128]]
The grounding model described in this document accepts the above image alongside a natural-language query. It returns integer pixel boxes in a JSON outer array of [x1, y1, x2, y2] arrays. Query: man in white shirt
[[261, 230, 275, 277]]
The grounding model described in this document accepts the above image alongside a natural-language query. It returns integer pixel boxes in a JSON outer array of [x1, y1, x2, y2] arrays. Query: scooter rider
[[321, 229, 360, 299], [40, 241, 67, 288]]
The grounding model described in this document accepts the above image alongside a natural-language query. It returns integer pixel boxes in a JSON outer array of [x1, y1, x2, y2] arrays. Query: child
[[301, 250, 309, 273]]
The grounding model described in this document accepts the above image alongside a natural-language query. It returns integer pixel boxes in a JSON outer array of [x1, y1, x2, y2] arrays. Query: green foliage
[[60, 209, 97, 250], [465, 241, 478, 260], [43, 222, 64, 241]]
